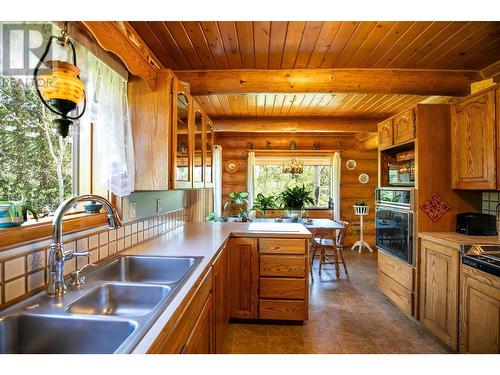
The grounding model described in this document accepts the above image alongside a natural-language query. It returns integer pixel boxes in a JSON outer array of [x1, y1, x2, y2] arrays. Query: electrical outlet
[[157, 199, 163, 212], [129, 202, 137, 219]]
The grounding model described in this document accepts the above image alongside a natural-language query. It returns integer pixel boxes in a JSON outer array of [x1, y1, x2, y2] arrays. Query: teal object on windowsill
[[0, 201, 39, 228]]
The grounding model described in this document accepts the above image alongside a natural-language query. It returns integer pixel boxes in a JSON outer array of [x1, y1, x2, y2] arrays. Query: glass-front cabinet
[[193, 103, 205, 188], [171, 79, 193, 189], [204, 119, 214, 187]]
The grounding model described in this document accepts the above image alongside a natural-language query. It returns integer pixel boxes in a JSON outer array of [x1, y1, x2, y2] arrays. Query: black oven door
[[375, 206, 414, 264]]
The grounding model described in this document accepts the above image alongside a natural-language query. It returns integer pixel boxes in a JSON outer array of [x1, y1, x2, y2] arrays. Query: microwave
[[388, 160, 415, 187]]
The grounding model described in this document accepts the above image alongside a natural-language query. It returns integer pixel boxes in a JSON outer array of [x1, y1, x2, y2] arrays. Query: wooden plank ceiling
[[130, 21, 500, 70], [129, 21, 500, 121], [196, 93, 455, 119]]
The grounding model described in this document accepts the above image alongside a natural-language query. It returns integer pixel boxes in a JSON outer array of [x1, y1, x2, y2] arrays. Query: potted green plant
[[223, 191, 250, 222], [205, 212, 223, 222], [277, 185, 314, 222], [252, 193, 277, 216], [0, 200, 39, 228]]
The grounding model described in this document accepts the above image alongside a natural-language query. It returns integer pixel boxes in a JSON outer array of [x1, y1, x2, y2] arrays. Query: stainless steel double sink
[[0, 255, 202, 354]]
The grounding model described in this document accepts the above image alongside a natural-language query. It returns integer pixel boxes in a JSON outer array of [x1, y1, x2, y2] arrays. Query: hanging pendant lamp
[[33, 22, 86, 137]]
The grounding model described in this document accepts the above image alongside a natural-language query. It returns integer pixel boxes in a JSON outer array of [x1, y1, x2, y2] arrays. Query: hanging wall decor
[[346, 160, 357, 170], [225, 159, 240, 174], [420, 192, 450, 222], [358, 173, 369, 184]]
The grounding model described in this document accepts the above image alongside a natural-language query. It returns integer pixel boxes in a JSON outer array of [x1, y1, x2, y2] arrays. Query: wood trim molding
[[0, 213, 108, 251], [175, 69, 481, 96], [480, 60, 500, 79], [82, 21, 162, 90], [212, 117, 378, 133]]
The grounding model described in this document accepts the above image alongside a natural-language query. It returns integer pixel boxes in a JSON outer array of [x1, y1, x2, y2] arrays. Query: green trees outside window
[[0, 77, 73, 216], [254, 164, 331, 208]]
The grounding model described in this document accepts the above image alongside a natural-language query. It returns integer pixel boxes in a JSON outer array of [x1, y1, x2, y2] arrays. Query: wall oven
[[375, 188, 415, 265]]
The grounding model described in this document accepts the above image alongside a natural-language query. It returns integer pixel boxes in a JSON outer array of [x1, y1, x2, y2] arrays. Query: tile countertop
[[122, 222, 312, 353], [419, 232, 500, 250]]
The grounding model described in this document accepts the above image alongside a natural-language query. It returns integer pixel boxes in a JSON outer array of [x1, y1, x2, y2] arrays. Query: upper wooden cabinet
[[378, 109, 416, 150], [393, 109, 415, 145], [204, 120, 214, 188], [377, 119, 393, 149], [451, 87, 498, 190], [193, 103, 205, 188], [128, 71, 173, 191], [171, 79, 194, 189]]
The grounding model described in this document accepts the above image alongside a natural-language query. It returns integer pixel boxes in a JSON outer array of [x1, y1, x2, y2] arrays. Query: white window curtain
[[247, 151, 256, 209], [213, 145, 223, 217], [77, 46, 135, 196], [331, 152, 341, 221]]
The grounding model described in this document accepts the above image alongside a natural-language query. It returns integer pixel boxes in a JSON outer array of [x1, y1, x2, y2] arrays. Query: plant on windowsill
[[0, 200, 39, 228], [251, 193, 278, 217], [206, 212, 224, 222], [277, 185, 314, 222], [223, 191, 250, 222]]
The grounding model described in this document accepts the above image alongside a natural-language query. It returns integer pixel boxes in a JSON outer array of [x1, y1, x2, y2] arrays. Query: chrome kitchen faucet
[[47, 194, 122, 296]]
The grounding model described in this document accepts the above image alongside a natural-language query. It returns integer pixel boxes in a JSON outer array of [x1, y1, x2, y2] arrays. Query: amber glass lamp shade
[[39, 60, 85, 112]]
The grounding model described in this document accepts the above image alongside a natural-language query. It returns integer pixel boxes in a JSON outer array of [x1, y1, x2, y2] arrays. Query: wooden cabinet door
[[419, 240, 460, 350], [213, 242, 230, 353], [393, 108, 415, 145], [377, 119, 393, 149], [147, 269, 212, 354], [204, 119, 214, 188], [128, 71, 172, 190], [171, 79, 194, 189], [460, 265, 500, 353], [193, 102, 205, 188], [451, 90, 496, 189], [230, 238, 258, 319], [182, 292, 214, 354]]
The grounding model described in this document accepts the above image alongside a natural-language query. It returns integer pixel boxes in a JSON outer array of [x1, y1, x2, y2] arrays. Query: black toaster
[[456, 212, 498, 236]]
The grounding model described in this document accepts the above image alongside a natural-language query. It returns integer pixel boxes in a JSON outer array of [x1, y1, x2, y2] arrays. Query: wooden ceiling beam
[[175, 69, 481, 96], [212, 117, 378, 133]]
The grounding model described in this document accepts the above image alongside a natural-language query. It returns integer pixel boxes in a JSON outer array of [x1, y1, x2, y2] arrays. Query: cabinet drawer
[[259, 239, 306, 255], [377, 249, 414, 291], [259, 299, 306, 320], [260, 278, 306, 300], [377, 270, 413, 316], [260, 255, 306, 277]]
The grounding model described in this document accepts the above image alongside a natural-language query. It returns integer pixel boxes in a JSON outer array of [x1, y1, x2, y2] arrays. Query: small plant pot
[[353, 205, 370, 215], [288, 210, 302, 223], [0, 203, 24, 228]]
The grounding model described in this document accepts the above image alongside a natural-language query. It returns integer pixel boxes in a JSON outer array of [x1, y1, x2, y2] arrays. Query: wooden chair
[[310, 220, 350, 277]]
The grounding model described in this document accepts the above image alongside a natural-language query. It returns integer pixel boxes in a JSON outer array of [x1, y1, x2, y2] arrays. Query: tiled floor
[[223, 250, 449, 354]]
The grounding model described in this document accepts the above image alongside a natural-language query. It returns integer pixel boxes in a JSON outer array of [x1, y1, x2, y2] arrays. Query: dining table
[[251, 218, 345, 277]]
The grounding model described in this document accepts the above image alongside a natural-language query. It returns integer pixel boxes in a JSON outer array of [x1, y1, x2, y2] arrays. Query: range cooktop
[[461, 245, 500, 277]]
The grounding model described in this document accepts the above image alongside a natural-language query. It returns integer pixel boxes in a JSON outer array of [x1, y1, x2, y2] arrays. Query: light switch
[[129, 202, 137, 219], [157, 199, 163, 212]]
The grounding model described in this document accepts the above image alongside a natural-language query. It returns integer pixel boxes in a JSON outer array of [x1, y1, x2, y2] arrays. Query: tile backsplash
[[0, 208, 189, 308], [481, 191, 500, 231]]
